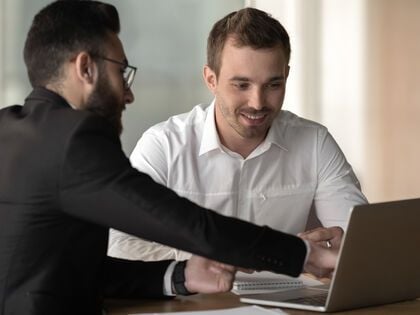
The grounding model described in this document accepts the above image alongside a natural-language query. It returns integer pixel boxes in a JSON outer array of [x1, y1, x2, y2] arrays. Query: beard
[[85, 74, 124, 135], [217, 95, 275, 140]]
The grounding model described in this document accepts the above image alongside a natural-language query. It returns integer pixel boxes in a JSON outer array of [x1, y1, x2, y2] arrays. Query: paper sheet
[[129, 305, 288, 315]]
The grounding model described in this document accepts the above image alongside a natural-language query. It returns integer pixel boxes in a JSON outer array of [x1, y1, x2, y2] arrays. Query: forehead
[[219, 38, 288, 77], [104, 32, 126, 59]]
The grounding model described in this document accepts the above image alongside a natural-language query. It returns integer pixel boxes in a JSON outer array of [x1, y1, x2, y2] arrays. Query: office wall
[[2, 0, 419, 202], [108, 1, 245, 155], [365, 0, 420, 202], [251, 0, 420, 202], [0, 0, 244, 154]]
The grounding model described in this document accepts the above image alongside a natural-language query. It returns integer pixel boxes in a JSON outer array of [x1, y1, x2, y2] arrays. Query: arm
[[103, 257, 173, 298], [59, 115, 307, 276], [108, 129, 190, 261], [314, 128, 368, 230]]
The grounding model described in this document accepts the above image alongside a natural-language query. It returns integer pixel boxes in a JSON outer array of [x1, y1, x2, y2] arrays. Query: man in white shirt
[[108, 7, 367, 261]]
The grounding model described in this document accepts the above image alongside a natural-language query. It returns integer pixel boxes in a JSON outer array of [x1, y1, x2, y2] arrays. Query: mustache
[[239, 107, 272, 115]]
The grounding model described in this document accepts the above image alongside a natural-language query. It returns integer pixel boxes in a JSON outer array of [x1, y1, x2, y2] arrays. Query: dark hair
[[24, 0, 120, 87], [207, 7, 291, 76]]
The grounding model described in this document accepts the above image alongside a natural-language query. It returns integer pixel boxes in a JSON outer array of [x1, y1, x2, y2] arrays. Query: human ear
[[285, 65, 290, 80], [203, 65, 218, 94], [74, 52, 98, 87]]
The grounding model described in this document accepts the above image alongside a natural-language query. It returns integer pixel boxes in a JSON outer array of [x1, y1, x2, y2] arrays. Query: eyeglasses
[[97, 56, 137, 90]]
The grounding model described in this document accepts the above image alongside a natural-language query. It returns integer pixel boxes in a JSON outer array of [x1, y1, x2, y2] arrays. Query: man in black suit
[[0, 1, 338, 314]]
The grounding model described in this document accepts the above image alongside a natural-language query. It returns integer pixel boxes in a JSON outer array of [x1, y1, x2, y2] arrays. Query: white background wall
[[250, 0, 420, 202], [1, 0, 419, 203], [0, 0, 244, 154]]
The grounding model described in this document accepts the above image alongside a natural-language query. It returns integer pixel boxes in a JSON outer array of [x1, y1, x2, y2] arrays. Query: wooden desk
[[105, 293, 420, 314]]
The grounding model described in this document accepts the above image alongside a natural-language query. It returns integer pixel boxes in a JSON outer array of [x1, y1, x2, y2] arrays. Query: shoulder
[[270, 110, 331, 148], [143, 103, 210, 142], [277, 110, 327, 132]]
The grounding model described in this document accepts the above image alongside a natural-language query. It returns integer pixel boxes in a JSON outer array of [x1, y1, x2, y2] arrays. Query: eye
[[233, 82, 250, 90], [266, 81, 284, 89]]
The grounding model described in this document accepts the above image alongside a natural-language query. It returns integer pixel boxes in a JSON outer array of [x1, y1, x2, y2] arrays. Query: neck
[[216, 123, 266, 159], [221, 136, 263, 159]]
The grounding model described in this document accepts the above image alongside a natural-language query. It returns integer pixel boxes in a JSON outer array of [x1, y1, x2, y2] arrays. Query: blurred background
[[1, 0, 419, 203]]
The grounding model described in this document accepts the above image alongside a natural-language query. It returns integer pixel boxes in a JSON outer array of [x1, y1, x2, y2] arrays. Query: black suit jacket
[[0, 88, 306, 315]]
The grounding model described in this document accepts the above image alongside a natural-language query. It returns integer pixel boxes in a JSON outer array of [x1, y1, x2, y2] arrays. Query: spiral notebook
[[232, 271, 321, 295], [129, 305, 288, 315]]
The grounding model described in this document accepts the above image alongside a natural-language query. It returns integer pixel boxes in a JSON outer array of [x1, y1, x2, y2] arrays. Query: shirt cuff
[[303, 239, 311, 265], [163, 261, 178, 296]]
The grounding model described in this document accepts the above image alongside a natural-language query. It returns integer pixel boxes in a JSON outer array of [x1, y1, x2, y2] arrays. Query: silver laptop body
[[240, 198, 420, 312]]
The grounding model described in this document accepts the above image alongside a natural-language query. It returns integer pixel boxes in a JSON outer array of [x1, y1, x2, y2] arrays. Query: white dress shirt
[[108, 101, 367, 261]]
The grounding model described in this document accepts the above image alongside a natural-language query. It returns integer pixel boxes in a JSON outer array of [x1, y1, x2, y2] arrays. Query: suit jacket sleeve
[[107, 124, 191, 262], [103, 257, 173, 298], [59, 114, 307, 277]]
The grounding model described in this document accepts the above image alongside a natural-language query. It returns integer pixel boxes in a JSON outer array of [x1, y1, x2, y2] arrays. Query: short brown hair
[[207, 7, 291, 76]]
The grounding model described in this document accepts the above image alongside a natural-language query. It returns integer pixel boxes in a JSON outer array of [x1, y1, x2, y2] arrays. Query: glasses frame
[[97, 56, 137, 90]]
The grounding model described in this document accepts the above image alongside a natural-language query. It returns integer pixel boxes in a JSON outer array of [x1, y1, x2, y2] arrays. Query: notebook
[[129, 305, 288, 315], [241, 198, 420, 312], [232, 271, 321, 295]]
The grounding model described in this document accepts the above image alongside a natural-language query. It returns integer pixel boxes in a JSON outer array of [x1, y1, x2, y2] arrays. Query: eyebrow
[[229, 76, 286, 82]]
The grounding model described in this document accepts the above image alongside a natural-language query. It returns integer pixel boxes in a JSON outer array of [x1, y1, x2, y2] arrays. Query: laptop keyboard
[[285, 293, 328, 306]]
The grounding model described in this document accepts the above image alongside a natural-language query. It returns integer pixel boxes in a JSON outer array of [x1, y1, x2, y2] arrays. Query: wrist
[[171, 260, 196, 296]]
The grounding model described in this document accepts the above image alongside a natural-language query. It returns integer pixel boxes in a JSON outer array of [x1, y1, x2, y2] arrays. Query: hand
[[298, 226, 344, 278], [303, 241, 338, 278], [298, 226, 344, 250], [184, 255, 237, 294]]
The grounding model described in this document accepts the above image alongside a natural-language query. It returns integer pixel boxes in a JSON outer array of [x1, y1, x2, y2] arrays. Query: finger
[[298, 227, 323, 237], [209, 262, 236, 274], [301, 226, 343, 243], [218, 262, 236, 272], [306, 242, 338, 270], [216, 269, 236, 292], [321, 227, 344, 247], [237, 267, 254, 274], [300, 229, 332, 242], [192, 255, 236, 273]]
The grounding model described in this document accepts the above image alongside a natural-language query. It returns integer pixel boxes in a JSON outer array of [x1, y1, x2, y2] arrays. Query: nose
[[124, 88, 135, 104], [248, 87, 264, 110]]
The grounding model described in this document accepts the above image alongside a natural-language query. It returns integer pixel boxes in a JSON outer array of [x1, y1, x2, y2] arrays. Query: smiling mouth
[[240, 112, 268, 125], [243, 113, 266, 120]]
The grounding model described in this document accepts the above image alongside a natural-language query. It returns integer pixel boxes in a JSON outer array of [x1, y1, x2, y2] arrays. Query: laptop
[[240, 198, 420, 312]]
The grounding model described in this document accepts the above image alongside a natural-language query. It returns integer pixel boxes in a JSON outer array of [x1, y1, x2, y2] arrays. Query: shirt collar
[[199, 102, 289, 156], [264, 112, 289, 152], [199, 100, 222, 156]]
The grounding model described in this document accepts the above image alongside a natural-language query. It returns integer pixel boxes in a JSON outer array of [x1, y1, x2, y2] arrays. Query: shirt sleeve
[[108, 229, 191, 261], [163, 261, 178, 296], [107, 130, 189, 261], [314, 128, 368, 230], [130, 130, 168, 185]]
